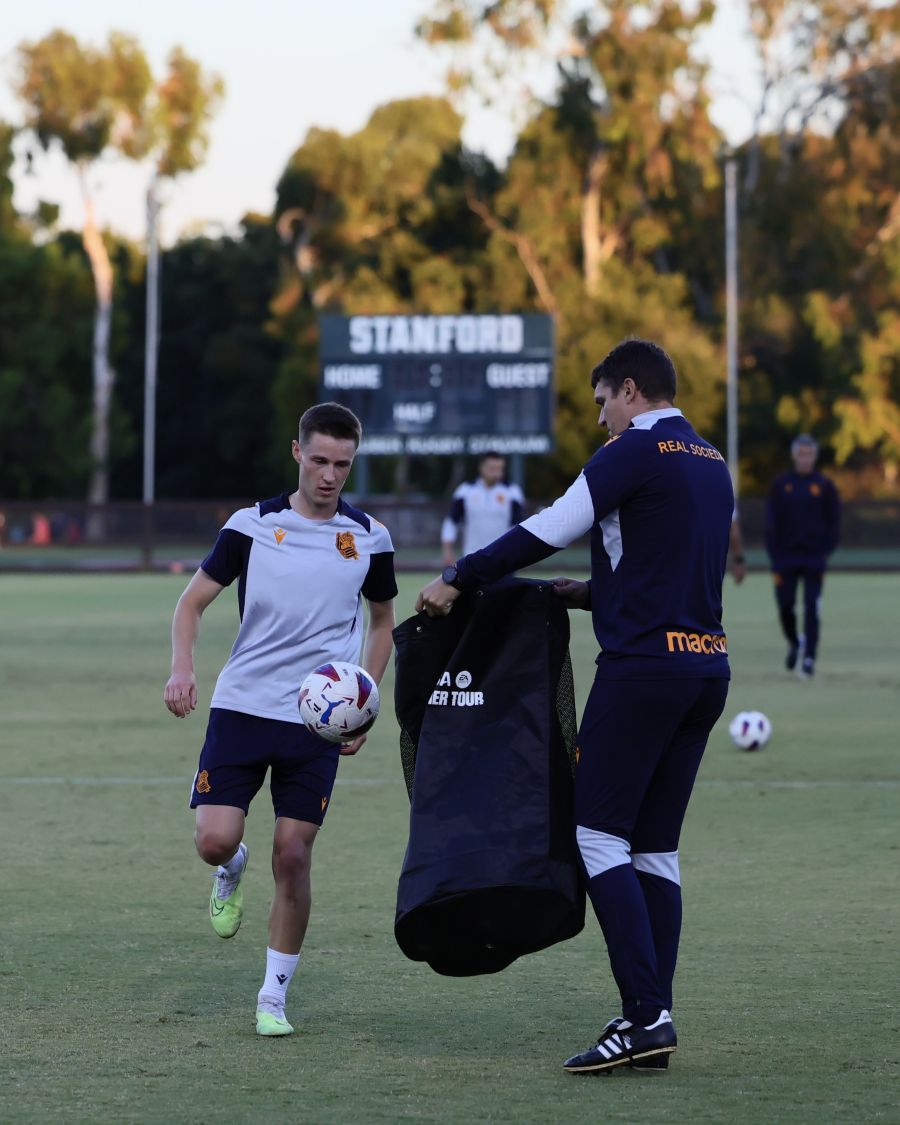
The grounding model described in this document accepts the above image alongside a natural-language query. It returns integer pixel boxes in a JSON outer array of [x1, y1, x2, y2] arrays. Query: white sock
[[213, 842, 246, 901], [258, 948, 300, 1011], [217, 844, 245, 879]]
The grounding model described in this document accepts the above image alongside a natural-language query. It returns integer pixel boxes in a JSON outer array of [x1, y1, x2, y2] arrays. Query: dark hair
[[478, 450, 505, 465], [299, 402, 362, 447], [590, 338, 677, 402]]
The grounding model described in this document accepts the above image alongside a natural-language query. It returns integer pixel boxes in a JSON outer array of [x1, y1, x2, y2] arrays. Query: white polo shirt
[[441, 479, 525, 556]]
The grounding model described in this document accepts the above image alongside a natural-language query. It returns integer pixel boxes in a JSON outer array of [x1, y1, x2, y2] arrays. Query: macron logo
[[274, 528, 286, 545]]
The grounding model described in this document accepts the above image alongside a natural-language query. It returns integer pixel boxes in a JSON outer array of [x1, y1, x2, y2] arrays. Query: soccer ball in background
[[729, 711, 773, 752], [298, 661, 380, 744]]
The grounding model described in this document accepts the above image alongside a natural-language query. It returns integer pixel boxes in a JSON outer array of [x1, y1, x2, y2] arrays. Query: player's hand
[[340, 733, 367, 756], [164, 670, 197, 718], [416, 578, 461, 618], [551, 577, 589, 609], [731, 559, 746, 585]]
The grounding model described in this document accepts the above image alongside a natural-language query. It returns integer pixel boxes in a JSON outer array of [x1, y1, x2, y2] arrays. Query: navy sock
[[586, 864, 666, 1026], [635, 869, 682, 1013]]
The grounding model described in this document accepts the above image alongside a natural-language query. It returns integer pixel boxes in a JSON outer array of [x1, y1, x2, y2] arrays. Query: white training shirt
[[441, 479, 525, 556], [200, 493, 397, 724]]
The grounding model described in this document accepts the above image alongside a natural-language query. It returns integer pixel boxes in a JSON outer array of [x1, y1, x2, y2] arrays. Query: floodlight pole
[[142, 174, 161, 567], [725, 158, 739, 500]]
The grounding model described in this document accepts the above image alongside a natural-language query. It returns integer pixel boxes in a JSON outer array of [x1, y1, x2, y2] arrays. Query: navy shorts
[[189, 708, 341, 825]]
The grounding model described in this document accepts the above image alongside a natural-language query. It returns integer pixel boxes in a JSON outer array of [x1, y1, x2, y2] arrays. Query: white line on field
[[0, 777, 897, 789]]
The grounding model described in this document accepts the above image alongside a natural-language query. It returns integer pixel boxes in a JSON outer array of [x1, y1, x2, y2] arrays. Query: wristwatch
[[441, 564, 461, 589]]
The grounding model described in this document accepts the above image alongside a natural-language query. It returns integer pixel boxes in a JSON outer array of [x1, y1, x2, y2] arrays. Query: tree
[[272, 97, 499, 495], [731, 3, 900, 488], [812, 60, 900, 481], [115, 218, 284, 500], [417, 2, 725, 490], [14, 30, 222, 511], [0, 123, 97, 497], [742, 0, 898, 192], [143, 48, 224, 503]]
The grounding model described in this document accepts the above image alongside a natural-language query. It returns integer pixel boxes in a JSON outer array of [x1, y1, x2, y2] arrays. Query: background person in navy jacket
[[765, 434, 841, 678]]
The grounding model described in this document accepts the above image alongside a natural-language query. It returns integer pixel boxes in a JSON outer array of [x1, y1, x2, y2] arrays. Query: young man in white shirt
[[164, 402, 397, 1036]]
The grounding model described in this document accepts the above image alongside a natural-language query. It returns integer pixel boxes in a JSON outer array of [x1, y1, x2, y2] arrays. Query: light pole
[[142, 173, 161, 566], [724, 157, 739, 500]]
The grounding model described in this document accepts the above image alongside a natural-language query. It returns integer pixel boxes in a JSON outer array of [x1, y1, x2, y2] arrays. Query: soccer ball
[[728, 711, 772, 752], [298, 661, 380, 744]]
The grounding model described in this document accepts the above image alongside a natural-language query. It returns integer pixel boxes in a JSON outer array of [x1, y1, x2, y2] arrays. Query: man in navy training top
[[417, 338, 733, 1074], [441, 451, 525, 565], [765, 433, 841, 678], [164, 402, 397, 1037]]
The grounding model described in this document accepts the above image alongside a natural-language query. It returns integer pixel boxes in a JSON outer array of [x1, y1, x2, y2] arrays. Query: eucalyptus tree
[[15, 30, 222, 510]]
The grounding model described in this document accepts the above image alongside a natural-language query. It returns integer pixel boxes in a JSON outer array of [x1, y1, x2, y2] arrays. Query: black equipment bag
[[393, 577, 584, 976]]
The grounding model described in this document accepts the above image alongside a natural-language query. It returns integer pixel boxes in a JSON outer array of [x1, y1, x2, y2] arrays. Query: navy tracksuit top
[[454, 410, 734, 679], [765, 471, 841, 569]]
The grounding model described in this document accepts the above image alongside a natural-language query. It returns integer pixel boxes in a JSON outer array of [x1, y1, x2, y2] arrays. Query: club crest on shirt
[[335, 531, 359, 559], [274, 528, 286, 544]]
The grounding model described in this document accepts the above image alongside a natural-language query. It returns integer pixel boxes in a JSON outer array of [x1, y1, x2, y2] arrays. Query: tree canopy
[[1, 3, 897, 502]]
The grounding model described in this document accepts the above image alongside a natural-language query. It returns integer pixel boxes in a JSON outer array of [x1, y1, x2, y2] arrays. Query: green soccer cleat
[[209, 842, 248, 939], [256, 1008, 294, 1036]]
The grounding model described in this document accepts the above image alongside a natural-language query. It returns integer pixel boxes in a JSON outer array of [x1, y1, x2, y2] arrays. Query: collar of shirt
[[629, 407, 684, 430]]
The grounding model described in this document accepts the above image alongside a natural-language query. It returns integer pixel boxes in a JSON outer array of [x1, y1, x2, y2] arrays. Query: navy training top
[[453, 410, 734, 679], [765, 471, 841, 569]]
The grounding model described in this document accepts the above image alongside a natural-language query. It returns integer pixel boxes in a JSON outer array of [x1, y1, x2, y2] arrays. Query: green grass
[[1, 571, 898, 1124]]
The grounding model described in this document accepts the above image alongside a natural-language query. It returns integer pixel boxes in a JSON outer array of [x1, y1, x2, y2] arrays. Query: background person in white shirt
[[441, 452, 525, 565]]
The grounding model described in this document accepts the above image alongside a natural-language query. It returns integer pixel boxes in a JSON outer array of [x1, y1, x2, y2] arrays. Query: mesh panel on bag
[[556, 648, 578, 774], [400, 723, 417, 798]]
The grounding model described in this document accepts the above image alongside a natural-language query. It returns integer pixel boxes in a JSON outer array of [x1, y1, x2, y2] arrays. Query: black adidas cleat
[[563, 1011, 676, 1074], [595, 1016, 669, 1071]]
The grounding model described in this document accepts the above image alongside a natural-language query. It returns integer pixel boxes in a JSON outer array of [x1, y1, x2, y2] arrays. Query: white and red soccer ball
[[729, 710, 773, 752], [298, 661, 380, 744]]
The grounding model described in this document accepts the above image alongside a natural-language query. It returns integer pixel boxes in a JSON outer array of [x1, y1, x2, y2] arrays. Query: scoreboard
[[318, 314, 554, 455]]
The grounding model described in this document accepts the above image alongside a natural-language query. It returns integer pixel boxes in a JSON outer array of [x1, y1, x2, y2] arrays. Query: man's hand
[[340, 733, 367, 756], [551, 577, 590, 609], [730, 558, 746, 585], [416, 578, 462, 618], [164, 670, 197, 718]]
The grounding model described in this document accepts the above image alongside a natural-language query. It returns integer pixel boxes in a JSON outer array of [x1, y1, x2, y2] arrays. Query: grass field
[[1, 571, 898, 1124]]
